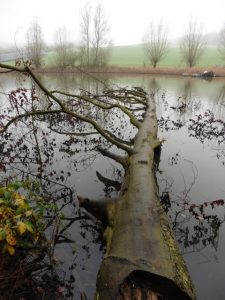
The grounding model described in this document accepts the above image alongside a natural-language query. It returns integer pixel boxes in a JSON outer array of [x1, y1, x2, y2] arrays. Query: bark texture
[[96, 95, 196, 300]]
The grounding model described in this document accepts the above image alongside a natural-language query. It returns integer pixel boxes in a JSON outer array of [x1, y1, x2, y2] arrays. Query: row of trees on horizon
[[3, 3, 225, 69], [25, 4, 112, 69]]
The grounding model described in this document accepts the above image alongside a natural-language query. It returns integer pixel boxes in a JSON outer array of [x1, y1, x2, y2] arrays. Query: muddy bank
[[36, 65, 225, 77]]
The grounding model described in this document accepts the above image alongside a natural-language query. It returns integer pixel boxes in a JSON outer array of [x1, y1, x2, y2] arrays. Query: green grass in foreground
[[109, 44, 225, 68]]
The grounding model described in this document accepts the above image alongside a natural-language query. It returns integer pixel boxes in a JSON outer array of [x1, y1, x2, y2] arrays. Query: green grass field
[[109, 44, 224, 68], [2, 44, 223, 69]]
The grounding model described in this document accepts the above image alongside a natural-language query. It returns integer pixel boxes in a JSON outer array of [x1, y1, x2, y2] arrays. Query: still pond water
[[0, 72, 225, 299]]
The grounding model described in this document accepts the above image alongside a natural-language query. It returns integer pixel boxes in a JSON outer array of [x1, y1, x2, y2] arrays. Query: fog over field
[[0, 0, 224, 46]]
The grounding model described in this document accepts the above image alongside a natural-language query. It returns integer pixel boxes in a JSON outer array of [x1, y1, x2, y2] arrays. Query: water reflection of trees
[[155, 82, 225, 166], [0, 120, 100, 298], [158, 163, 225, 255], [0, 80, 135, 299], [155, 82, 225, 260], [44, 72, 112, 96], [0, 173, 82, 299], [187, 110, 225, 166], [188, 110, 225, 144], [177, 79, 197, 103], [213, 83, 225, 120], [216, 83, 225, 104], [146, 77, 161, 94], [2, 73, 225, 297]]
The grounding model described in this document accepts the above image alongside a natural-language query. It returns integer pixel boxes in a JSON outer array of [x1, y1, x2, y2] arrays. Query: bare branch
[[79, 3, 112, 67], [180, 17, 206, 67], [0, 63, 133, 154], [80, 4, 91, 66], [92, 4, 112, 66], [143, 21, 168, 68], [0, 69, 14, 74], [97, 146, 128, 168], [96, 171, 121, 191], [104, 130, 133, 146], [218, 23, 225, 61], [48, 125, 98, 136], [51, 90, 140, 128], [26, 19, 45, 68], [0, 109, 62, 134], [105, 89, 147, 105]]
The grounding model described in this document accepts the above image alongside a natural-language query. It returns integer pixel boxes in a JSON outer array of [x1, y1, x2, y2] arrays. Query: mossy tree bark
[[95, 95, 196, 300]]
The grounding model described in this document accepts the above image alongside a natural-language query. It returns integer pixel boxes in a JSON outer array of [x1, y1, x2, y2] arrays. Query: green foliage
[[0, 181, 47, 255]]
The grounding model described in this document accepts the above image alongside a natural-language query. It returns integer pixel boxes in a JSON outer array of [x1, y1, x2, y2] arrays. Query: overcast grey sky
[[1, 0, 224, 46]]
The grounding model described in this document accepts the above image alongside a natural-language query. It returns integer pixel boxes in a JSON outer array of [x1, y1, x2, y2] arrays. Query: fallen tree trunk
[[95, 94, 196, 299], [0, 62, 195, 299]]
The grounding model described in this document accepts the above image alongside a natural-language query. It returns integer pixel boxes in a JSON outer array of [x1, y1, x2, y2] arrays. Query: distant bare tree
[[80, 4, 91, 66], [26, 20, 45, 68], [218, 23, 225, 61], [54, 27, 77, 70], [76, 45, 86, 67], [91, 4, 111, 66], [180, 18, 206, 67], [79, 4, 112, 67], [143, 22, 168, 68]]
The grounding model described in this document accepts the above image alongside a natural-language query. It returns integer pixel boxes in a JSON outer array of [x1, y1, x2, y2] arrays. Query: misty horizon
[[0, 0, 224, 49]]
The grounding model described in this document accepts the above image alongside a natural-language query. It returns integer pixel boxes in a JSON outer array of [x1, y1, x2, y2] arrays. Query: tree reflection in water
[[156, 80, 225, 260], [0, 142, 104, 299], [0, 79, 126, 299], [1, 74, 225, 299]]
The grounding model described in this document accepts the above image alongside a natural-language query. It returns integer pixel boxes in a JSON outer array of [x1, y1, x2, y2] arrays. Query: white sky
[[0, 0, 225, 46]]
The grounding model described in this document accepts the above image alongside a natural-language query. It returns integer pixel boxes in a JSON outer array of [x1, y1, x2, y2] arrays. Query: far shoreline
[[36, 65, 225, 77]]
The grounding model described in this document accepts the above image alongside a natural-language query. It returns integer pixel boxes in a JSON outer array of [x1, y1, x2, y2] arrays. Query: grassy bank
[[41, 44, 224, 68], [110, 44, 224, 68], [37, 65, 225, 77], [2, 44, 225, 76], [42, 45, 225, 68]]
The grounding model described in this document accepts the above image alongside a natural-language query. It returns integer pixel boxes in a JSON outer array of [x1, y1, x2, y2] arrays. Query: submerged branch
[[104, 89, 147, 106], [51, 90, 141, 129], [0, 69, 14, 74], [105, 130, 134, 146], [0, 110, 62, 134], [48, 125, 98, 136], [62, 109, 133, 153], [0, 63, 133, 154], [96, 171, 121, 191], [97, 146, 128, 169]]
